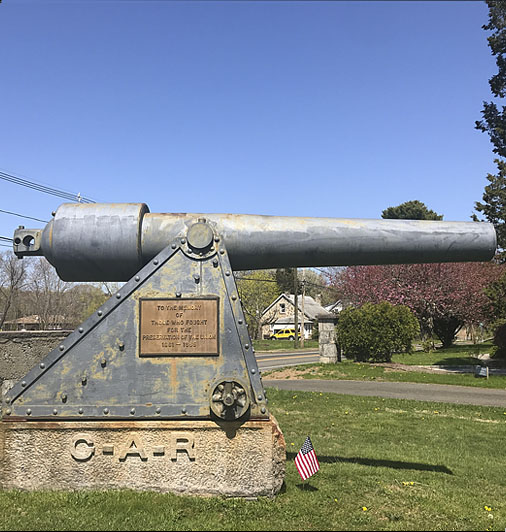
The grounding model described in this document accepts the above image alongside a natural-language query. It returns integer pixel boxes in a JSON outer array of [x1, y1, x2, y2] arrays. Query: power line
[[0, 236, 13, 242], [0, 169, 96, 204], [0, 208, 48, 224], [236, 276, 334, 291]]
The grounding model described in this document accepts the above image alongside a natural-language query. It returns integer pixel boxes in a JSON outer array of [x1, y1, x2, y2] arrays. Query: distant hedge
[[336, 302, 419, 363]]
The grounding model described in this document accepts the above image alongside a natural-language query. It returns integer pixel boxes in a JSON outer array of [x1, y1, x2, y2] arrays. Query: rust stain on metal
[[1, 419, 270, 430]]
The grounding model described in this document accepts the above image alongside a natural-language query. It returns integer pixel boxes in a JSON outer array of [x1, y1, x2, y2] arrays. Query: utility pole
[[293, 268, 299, 349], [300, 269, 306, 348]]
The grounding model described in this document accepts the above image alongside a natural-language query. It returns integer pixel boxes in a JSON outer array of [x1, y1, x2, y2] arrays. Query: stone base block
[[0, 416, 285, 497]]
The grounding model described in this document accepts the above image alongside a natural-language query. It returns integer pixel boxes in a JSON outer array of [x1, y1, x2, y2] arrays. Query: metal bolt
[[194, 274, 200, 283], [171, 243, 177, 249], [78, 408, 84, 414], [182, 408, 187, 414], [153, 259, 159, 265], [101, 358, 107, 367], [135, 275, 140, 282], [118, 341, 125, 351], [225, 270, 231, 276], [21, 381, 26, 387], [214, 236, 220, 242], [59, 345, 65, 351], [103, 408, 109, 415], [238, 319, 243, 325], [176, 292, 182, 298], [78, 327, 84, 333], [51, 211, 56, 216], [40, 363, 45, 369], [156, 407, 161, 414], [212, 259, 219, 267], [26, 409, 32, 416], [97, 310, 103, 317], [258, 395, 263, 401], [251, 369, 256, 374], [232, 294, 237, 301], [6, 409, 11, 416], [261, 407, 267, 414], [130, 408, 136, 415], [245, 344, 249, 349], [116, 293, 121, 299], [53, 409, 58, 415], [62, 394, 67, 402], [181, 238, 187, 244], [5, 397, 10, 404], [81, 376, 87, 385], [220, 249, 225, 255]]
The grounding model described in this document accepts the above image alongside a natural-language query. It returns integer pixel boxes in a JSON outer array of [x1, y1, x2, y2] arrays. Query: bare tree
[[28, 258, 73, 329], [0, 251, 27, 329]]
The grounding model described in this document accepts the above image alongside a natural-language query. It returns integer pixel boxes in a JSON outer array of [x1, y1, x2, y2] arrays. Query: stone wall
[[0, 330, 72, 391]]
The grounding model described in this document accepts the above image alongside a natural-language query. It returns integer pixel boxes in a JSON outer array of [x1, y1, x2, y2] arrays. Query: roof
[[324, 301, 343, 313], [3, 315, 67, 325], [261, 293, 333, 320], [285, 294, 333, 319]]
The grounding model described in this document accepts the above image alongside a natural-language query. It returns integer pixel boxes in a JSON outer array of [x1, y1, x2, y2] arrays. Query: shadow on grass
[[295, 483, 318, 491], [287, 452, 453, 475]]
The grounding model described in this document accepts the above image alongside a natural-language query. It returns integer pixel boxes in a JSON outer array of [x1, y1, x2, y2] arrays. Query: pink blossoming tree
[[331, 262, 504, 348]]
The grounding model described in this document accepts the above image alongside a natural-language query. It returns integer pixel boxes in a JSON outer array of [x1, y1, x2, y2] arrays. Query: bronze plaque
[[139, 298, 219, 356]]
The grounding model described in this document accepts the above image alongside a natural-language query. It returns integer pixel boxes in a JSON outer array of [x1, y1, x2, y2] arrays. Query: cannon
[[0, 203, 497, 496], [13, 203, 497, 281]]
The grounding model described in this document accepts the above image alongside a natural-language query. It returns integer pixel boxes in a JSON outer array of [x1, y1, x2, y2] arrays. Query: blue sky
[[0, 0, 498, 244]]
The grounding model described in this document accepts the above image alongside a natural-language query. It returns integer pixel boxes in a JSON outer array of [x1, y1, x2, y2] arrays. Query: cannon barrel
[[12, 203, 497, 282]]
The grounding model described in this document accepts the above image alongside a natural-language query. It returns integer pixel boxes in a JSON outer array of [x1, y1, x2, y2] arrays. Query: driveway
[[262, 378, 506, 407]]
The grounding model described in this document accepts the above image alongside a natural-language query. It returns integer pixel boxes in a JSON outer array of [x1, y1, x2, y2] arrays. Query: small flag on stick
[[294, 436, 320, 481]]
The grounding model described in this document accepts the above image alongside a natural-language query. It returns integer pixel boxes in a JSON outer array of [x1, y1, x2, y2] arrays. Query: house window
[[280, 303, 286, 314]]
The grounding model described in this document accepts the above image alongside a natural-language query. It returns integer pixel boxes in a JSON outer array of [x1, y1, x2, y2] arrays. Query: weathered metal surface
[[13, 203, 497, 281], [3, 221, 267, 421]]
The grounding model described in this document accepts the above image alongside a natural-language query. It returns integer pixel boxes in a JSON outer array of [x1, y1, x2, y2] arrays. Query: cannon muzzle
[[13, 203, 497, 281]]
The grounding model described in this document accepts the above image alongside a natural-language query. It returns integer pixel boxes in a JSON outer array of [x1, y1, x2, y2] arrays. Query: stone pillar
[[318, 313, 339, 364]]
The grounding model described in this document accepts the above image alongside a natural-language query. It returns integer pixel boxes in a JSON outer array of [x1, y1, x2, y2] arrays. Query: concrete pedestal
[[0, 416, 285, 497]]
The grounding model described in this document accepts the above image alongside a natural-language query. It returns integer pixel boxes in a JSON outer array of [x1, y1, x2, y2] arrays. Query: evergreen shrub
[[336, 302, 420, 362]]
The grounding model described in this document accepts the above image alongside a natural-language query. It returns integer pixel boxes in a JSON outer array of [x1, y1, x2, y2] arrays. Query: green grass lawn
[[392, 342, 497, 366], [2, 391, 506, 530], [253, 339, 319, 352], [261, 341, 506, 389], [266, 360, 506, 389]]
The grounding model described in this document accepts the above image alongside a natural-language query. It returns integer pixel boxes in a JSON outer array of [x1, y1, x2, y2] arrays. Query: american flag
[[294, 436, 320, 481]]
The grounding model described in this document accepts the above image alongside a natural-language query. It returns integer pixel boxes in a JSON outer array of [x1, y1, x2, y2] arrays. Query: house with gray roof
[[260, 293, 334, 339]]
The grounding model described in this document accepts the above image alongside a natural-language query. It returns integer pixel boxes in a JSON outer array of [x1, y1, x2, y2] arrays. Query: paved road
[[263, 378, 506, 407], [255, 349, 319, 371]]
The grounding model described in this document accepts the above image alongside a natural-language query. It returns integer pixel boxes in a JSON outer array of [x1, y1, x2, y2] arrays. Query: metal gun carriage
[[0, 202, 497, 496]]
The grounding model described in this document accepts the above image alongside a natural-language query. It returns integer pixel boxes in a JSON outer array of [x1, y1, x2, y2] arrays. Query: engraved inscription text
[[140, 298, 219, 355]]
